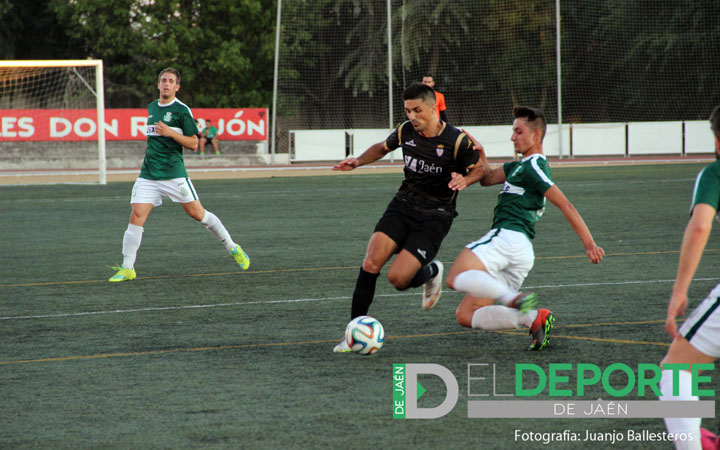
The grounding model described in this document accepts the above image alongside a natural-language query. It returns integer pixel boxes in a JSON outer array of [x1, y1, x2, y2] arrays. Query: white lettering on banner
[[132, 117, 147, 137], [18, 117, 34, 137], [224, 111, 246, 136], [1, 117, 17, 137], [50, 117, 72, 138], [0, 109, 266, 140], [217, 116, 266, 137], [74, 118, 96, 138], [248, 119, 265, 136], [1, 116, 35, 137], [104, 119, 119, 137]]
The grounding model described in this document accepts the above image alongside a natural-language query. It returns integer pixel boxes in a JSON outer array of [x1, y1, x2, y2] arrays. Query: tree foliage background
[[2, 0, 719, 139], [1, 0, 275, 108], [277, 0, 719, 138]]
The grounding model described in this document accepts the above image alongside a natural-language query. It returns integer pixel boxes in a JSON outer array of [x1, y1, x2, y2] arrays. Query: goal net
[[0, 60, 106, 184]]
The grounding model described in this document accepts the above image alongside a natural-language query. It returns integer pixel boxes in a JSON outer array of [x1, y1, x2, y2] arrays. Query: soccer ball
[[345, 315, 385, 355]]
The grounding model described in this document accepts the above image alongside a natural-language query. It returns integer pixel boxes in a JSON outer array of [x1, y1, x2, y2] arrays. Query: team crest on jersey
[[436, 145, 445, 157], [164, 112, 173, 122]]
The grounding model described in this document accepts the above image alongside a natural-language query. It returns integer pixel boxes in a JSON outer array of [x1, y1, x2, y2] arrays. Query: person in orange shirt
[[422, 73, 449, 123]]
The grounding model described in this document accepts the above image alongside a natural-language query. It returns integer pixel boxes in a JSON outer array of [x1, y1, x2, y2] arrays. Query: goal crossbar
[[0, 59, 106, 184]]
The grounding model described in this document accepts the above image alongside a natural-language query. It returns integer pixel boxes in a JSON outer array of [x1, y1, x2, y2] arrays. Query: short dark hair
[[423, 73, 434, 80], [403, 82, 436, 104], [158, 67, 181, 84], [206, 119, 212, 123], [710, 105, 720, 138], [513, 106, 547, 142]]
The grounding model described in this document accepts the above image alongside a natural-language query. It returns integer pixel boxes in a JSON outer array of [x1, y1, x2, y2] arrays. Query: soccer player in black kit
[[332, 82, 487, 352]]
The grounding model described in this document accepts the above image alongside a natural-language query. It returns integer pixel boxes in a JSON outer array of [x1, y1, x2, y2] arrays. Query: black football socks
[[350, 268, 380, 319], [408, 261, 439, 288]]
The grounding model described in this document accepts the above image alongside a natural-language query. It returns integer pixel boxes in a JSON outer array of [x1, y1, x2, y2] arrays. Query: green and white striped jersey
[[690, 159, 720, 220], [492, 154, 554, 239], [139, 98, 198, 180]]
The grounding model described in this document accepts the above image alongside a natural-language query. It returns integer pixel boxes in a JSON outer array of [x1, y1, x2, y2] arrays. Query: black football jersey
[[385, 121, 479, 215]]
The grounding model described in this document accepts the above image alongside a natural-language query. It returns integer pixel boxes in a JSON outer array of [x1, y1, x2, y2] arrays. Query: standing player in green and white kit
[[109, 67, 249, 282], [445, 106, 604, 350], [659, 105, 720, 450]]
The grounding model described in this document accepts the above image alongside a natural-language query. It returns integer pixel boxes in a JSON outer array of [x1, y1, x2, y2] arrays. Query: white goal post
[[0, 60, 106, 184]]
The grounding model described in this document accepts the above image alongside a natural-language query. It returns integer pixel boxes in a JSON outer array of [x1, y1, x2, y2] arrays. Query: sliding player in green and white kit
[[445, 106, 604, 350]]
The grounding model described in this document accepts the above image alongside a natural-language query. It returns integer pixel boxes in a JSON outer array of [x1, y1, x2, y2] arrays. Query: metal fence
[[272, 0, 720, 156]]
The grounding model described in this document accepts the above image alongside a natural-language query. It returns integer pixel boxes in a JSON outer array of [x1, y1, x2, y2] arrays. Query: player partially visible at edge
[[445, 106, 604, 350], [331, 82, 486, 353], [108, 67, 249, 282], [659, 105, 720, 450]]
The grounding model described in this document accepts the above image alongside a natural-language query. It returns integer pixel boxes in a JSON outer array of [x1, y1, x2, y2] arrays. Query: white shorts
[[466, 228, 534, 291], [130, 177, 199, 206], [679, 284, 720, 358]]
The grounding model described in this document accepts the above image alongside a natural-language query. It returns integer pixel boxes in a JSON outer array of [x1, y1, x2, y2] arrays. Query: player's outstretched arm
[[449, 134, 488, 190], [461, 128, 505, 186], [666, 203, 716, 337], [544, 185, 604, 263], [480, 167, 506, 186], [449, 163, 486, 191], [333, 157, 360, 171], [332, 141, 389, 171]]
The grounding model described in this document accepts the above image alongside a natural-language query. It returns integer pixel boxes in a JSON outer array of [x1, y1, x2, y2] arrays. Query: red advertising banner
[[0, 108, 268, 141]]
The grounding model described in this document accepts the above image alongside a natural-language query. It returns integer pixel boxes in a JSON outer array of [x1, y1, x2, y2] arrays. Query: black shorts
[[374, 197, 453, 266]]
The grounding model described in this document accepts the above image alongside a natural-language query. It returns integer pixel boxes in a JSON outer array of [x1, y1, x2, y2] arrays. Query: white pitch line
[[0, 176, 695, 205], [0, 295, 352, 321], [524, 277, 719, 290], [2, 277, 718, 321]]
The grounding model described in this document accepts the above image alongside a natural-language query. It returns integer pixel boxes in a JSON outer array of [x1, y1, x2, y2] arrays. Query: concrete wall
[[5, 119, 713, 170], [0, 140, 274, 171], [289, 120, 715, 162]]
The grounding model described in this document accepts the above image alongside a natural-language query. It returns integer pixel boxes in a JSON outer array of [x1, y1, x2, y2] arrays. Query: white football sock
[[200, 210, 235, 252], [659, 369, 702, 450], [471, 305, 537, 330], [122, 224, 143, 269], [453, 270, 518, 305]]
